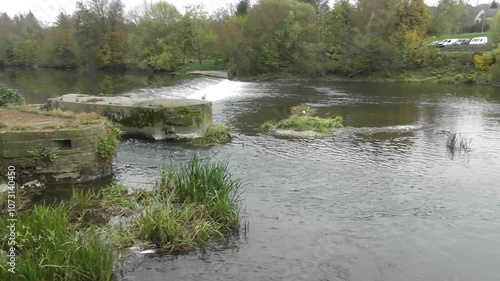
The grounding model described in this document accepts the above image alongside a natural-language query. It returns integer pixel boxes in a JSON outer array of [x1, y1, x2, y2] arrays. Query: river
[[2, 68, 500, 281]]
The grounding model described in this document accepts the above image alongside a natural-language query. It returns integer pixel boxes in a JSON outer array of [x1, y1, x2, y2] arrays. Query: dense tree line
[[0, 0, 482, 77]]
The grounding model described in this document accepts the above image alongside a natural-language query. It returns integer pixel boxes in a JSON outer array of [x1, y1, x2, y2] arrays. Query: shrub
[[0, 83, 25, 106], [98, 123, 122, 160], [261, 120, 275, 131], [474, 52, 495, 71]]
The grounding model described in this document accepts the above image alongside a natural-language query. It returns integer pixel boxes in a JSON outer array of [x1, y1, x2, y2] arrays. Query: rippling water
[[9, 71, 499, 281], [106, 78, 500, 281]]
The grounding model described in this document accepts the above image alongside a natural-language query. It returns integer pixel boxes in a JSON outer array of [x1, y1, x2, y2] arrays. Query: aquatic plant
[[98, 123, 122, 160], [0, 84, 25, 106], [261, 120, 275, 131], [276, 114, 343, 133], [446, 132, 472, 152], [191, 124, 232, 146], [135, 155, 242, 250], [0, 204, 118, 281]]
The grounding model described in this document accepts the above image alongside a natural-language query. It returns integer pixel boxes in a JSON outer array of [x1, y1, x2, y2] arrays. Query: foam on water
[[122, 77, 249, 102], [186, 79, 248, 101]]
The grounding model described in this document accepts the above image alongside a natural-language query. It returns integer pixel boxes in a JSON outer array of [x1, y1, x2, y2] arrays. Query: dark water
[[5, 71, 500, 281], [0, 68, 181, 103]]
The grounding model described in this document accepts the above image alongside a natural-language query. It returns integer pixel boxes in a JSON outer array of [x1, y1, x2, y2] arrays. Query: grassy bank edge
[[0, 155, 242, 280]]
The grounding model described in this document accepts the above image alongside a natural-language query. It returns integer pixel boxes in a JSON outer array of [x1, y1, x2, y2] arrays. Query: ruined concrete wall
[[47, 95, 213, 140], [0, 123, 112, 185]]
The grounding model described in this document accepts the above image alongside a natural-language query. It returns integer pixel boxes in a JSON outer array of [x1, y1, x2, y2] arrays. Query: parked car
[[452, 39, 470, 45], [469, 36, 488, 45], [438, 39, 460, 47]]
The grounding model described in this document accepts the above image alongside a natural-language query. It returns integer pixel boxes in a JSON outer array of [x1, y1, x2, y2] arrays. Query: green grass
[[191, 124, 232, 146], [425, 32, 488, 44], [0, 204, 118, 281], [275, 115, 343, 134], [261, 120, 275, 131], [177, 59, 228, 74], [134, 155, 242, 251], [0, 155, 243, 280]]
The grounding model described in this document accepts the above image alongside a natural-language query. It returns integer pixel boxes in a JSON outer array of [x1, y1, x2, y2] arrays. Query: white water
[[123, 77, 250, 102]]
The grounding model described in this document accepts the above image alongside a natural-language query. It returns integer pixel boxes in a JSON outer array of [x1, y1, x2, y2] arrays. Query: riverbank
[[0, 155, 242, 280], [234, 69, 491, 85]]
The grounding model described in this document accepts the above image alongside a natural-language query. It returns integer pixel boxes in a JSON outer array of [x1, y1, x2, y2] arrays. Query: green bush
[[98, 123, 122, 160], [474, 52, 496, 70], [0, 84, 25, 106]]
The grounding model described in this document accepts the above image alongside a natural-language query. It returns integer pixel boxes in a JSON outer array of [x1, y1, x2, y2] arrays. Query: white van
[[469, 37, 488, 45], [438, 39, 460, 47]]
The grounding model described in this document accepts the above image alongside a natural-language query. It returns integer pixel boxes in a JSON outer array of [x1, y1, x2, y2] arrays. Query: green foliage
[[261, 120, 275, 131], [177, 59, 228, 74], [98, 123, 122, 160], [132, 155, 242, 251], [0, 204, 117, 281], [0, 84, 26, 106], [489, 10, 500, 44], [99, 184, 136, 210], [191, 124, 232, 146], [29, 145, 59, 164], [276, 114, 343, 133], [235, 0, 251, 16], [474, 52, 496, 70]]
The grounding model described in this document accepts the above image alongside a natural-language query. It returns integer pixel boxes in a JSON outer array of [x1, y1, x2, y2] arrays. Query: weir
[[47, 94, 213, 140]]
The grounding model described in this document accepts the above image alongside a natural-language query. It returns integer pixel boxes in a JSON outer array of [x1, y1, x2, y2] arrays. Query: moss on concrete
[[108, 107, 202, 129]]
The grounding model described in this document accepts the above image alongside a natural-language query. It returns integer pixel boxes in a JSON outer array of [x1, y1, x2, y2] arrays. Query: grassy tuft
[[8, 125, 36, 131], [261, 120, 275, 131], [0, 122, 6, 128], [191, 124, 232, 146], [275, 114, 343, 133], [446, 132, 472, 152], [0, 204, 118, 281], [135, 155, 242, 251]]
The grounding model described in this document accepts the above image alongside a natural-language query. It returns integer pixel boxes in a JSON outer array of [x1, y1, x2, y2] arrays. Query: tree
[[38, 13, 78, 68], [74, 0, 127, 69], [489, 9, 500, 44], [428, 0, 466, 35], [241, 0, 317, 74], [128, 1, 182, 70], [235, 0, 251, 16]]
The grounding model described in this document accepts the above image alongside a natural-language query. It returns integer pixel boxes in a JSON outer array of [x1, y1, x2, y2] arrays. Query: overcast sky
[[1, 0, 243, 23], [0, 0, 496, 24]]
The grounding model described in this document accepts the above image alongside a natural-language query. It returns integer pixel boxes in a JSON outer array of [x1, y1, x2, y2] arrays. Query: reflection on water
[[3, 71, 500, 281], [0, 68, 181, 103]]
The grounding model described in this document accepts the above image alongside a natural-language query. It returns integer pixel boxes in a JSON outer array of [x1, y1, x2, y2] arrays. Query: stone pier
[[47, 94, 213, 140]]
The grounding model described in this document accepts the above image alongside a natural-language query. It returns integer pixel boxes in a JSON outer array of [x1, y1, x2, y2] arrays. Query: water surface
[[5, 71, 500, 281]]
